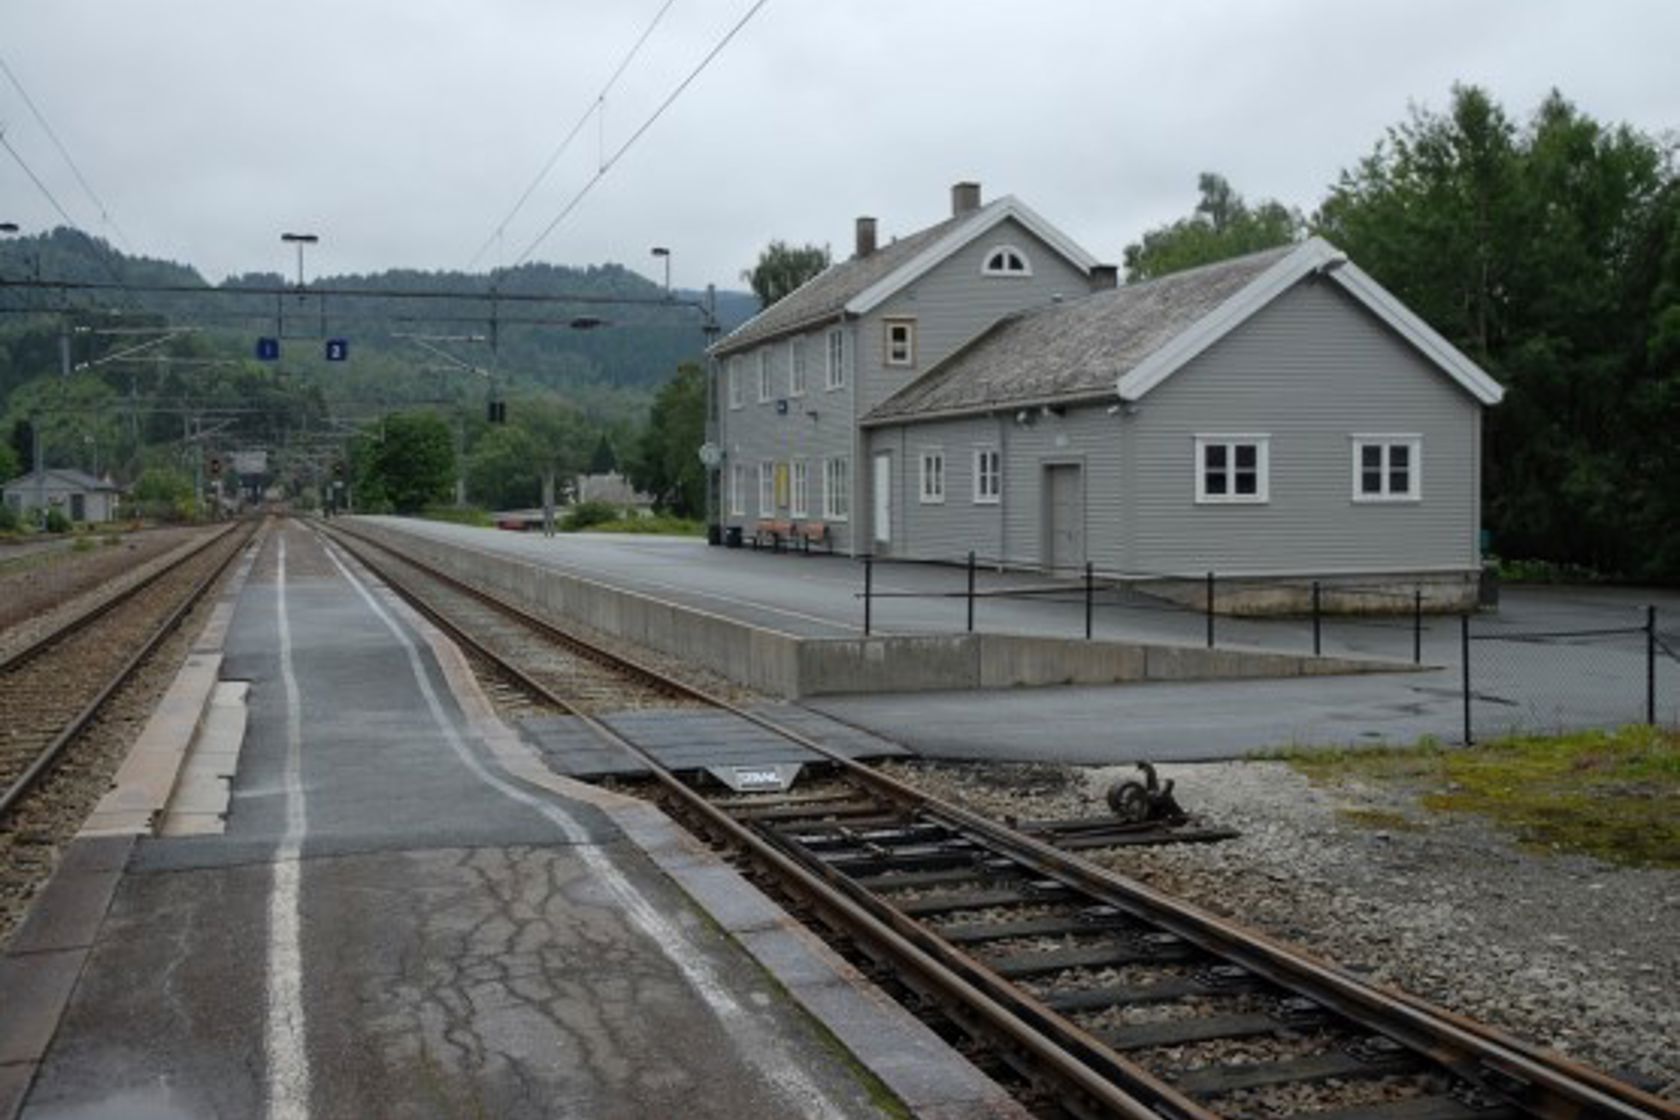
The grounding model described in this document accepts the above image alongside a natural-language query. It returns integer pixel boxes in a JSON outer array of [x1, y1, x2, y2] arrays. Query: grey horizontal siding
[[1128, 277, 1481, 576], [718, 324, 859, 553], [857, 217, 1091, 418]]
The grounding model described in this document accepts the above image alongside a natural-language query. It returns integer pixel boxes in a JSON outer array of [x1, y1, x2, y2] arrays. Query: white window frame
[[919, 448, 945, 504], [1194, 435, 1270, 504], [728, 463, 746, 516], [727, 356, 742, 410], [825, 328, 846, 391], [789, 336, 807, 398], [822, 456, 850, 521], [790, 459, 809, 518], [981, 244, 1032, 277], [1351, 434, 1422, 502], [758, 460, 775, 515], [884, 318, 916, 367], [972, 447, 1001, 505], [756, 349, 772, 403]]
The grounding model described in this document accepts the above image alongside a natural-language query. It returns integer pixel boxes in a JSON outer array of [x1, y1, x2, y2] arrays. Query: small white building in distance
[[3, 468, 123, 523]]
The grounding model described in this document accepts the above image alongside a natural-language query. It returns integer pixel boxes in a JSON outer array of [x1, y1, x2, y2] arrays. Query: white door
[[873, 454, 891, 547]]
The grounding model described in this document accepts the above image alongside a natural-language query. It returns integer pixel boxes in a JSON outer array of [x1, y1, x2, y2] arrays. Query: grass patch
[[1282, 727, 1680, 867], [419, 505, 494, 528], [578, 515, 704, 537]]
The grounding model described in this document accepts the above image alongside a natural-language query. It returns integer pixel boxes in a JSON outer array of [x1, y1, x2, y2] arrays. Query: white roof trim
[[1115, 236, 1504, 407], [845, 196, 1099, 316]]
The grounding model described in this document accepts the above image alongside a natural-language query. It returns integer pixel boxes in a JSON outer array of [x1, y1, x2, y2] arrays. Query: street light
[[280, 231, 319, 288], [650, 246, 671, 296]]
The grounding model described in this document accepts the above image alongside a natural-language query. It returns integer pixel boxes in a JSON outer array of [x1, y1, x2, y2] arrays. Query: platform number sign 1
[[325, 338, 350, 362], [256, 337, 281, 361]]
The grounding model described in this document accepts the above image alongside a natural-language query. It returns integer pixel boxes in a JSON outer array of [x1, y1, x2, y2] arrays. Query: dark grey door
[[70, 493, 85, 522], [1046, 465, 1084, 573]]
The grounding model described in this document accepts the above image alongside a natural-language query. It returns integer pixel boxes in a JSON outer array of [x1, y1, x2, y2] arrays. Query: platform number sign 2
[[325, 339, 350, 362]]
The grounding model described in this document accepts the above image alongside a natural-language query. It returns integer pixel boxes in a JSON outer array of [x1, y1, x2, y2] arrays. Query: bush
[[44, 508, 71, 534], [72, 534, 95, 552], [420, 505, 493, 528], [560, 500, 621, 532], [588, 515, 705, 537], [0, 502, 18, 533]]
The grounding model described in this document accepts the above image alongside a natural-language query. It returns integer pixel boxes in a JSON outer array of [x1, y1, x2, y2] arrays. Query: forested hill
[[0, 228, 759, 408]]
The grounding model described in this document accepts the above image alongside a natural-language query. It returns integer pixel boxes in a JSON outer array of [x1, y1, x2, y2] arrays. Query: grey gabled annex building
[[708, 182, 1503, 604]]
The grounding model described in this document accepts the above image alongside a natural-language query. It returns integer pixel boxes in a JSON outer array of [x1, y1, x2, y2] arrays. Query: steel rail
[[0, 521, 259, 821], [0, 524, 242, 676], [322, 520, 1678, 1120], [317, 521, 1194, 1120]]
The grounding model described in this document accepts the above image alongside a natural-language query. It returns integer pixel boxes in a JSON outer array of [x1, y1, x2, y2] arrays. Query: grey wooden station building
[[708, 183, 1502, 607]]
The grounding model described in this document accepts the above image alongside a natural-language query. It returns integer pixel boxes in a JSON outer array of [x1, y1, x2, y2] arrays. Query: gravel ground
[[878, 757, 1680, 1100], [0, 526, 215, 652]]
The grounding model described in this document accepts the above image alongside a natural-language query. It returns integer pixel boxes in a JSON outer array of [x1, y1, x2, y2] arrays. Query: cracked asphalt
[[19, 522, 895, 1119]]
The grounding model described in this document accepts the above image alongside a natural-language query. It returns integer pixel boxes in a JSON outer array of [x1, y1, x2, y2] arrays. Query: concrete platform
[[2, 520, 1021, 1120], [353, 517, 1413, 700]]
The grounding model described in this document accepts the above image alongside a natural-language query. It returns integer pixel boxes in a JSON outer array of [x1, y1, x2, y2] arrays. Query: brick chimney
[[1088, 264, 1119, 291], [855, 216, 877, 258], [951, 181, 981, 216]]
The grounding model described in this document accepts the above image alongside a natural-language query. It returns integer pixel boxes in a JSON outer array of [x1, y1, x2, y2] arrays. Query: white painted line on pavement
[[321, 541, 851, 1120], [265, 531, 312, 1120]]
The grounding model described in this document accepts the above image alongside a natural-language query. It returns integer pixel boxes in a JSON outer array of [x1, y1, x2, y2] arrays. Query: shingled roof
[[863, 245, 1294, 424], [712, 191, 1098, 357], [712, 217, 966, 356]]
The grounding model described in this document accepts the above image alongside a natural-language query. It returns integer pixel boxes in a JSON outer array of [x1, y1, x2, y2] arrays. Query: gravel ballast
[[878, 757, 1680, 1100]]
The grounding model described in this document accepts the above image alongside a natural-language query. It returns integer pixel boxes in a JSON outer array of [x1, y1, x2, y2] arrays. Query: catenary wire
[[0, 51, 130, 250], [466, 0, 680, 272], [511, 0, 771, 267], [0, 128, 79, 228]]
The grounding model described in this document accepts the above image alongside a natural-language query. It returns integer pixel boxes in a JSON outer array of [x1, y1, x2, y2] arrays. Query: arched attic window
[[981, 244, 1032, 277]]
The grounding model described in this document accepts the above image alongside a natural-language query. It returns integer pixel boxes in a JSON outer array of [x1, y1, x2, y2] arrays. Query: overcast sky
[[3, 1, 1676, 291]]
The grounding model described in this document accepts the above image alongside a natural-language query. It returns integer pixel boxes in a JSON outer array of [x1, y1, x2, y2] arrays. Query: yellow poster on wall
[[774, 463, 789, 508]]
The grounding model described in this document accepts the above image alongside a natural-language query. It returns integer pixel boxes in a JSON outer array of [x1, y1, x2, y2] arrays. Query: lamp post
[[650, 246, 671, 296]]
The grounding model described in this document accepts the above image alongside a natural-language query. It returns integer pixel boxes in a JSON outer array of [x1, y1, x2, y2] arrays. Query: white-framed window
[[756, 350, 772, 403], [919, 449, 945, 504], [790, 459, 809, 518], [973, 447, 1001, 504], [1195, 435, 1270, 504], [729, 462, 746, 516], [1352, 435, 1421, 501], [758, 460, 775, 514], [789, 336, 807, 397], [822, 456, 850, 521], [825, 327, 847, 391], [981, 244, 1032, 277], [727, 356, 742, 410], [885, 319, 916, 367]]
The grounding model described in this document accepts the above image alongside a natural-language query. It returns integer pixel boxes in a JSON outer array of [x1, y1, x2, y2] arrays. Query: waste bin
[[724, 525, 743, 549], [706, 523, 723, 546]]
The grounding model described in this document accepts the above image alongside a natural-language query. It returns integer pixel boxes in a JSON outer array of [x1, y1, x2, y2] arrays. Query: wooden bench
[[795, 520, 832, 553], [753, 518, 794, 551]]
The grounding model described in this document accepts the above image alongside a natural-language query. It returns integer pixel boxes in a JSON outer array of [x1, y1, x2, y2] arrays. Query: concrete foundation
[[349, 520, 1415, 699], [1140, 569, 1480, 617]]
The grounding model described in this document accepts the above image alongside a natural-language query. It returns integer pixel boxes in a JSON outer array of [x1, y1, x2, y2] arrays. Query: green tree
[[365, 411, 456, 514], [627, 362, 705, 517], [1123, 173, 1304, 281], [0, 437, 17, 482], [741, 241, 830, 308], [1316, 85, 1678, 577], [588, 431, 617, 473]]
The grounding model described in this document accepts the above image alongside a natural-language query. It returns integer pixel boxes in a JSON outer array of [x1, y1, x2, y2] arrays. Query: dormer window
[[982, 245, 1031, 277]]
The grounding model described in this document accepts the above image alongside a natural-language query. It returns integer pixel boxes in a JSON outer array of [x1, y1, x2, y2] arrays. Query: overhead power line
[[0, 51, 130, 249], [512, 0, 771, 267], [467, 0, 679, 272], [0, 128, 78, 228]]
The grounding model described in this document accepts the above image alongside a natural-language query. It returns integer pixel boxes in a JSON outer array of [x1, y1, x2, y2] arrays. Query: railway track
[[0, 520, 257, 822], [320, 520, 1676, 1120]]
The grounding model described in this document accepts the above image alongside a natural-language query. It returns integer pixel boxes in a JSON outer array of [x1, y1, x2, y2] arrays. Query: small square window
[[1195, 436, 1269, 504], [1352, 436, 1421, 501]]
